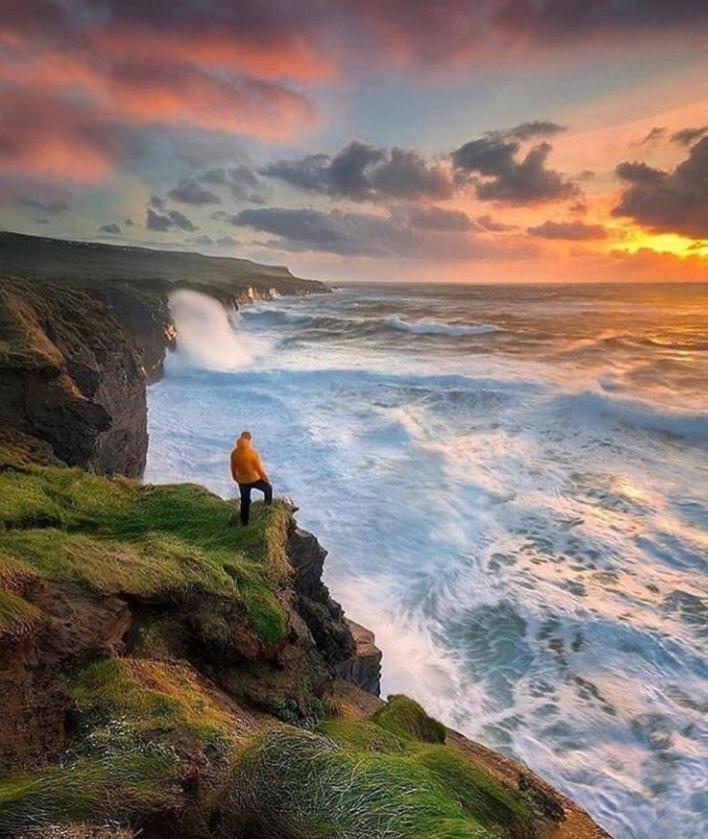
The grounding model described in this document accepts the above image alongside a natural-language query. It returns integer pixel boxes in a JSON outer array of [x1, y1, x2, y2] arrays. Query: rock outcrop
[[336, 619, 383, 695], [0, 277, 147, 477], [288, 527, 357, 669]]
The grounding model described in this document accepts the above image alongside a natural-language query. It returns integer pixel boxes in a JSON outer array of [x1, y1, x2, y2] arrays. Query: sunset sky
[[1, 1, 708, 282]]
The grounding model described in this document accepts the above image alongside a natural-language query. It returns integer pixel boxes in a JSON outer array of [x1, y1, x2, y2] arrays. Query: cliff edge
[[0, 245, 610, 838]]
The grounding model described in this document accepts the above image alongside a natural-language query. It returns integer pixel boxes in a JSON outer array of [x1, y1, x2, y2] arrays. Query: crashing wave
[[385, 314, 501, 337], [554, 389, 708, 440]]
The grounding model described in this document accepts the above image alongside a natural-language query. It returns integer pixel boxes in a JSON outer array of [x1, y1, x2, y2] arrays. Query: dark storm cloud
[[146, 207, 197, 232], [405, 206, 472, 232], [615, 162, 665, 183], [148, 195, 167, 211], [233, 207, 397, 255], [503, 121, 566, 142], [640, 127, 667, 145], [612, 137, 708, 237], [231, 205, 531, 260], [262, 140, 454, 202], [492, 0, 708, 38], [167, 178, 222, 206], [98, 222, 122, 234], [16, 196, 69, 215], [316, 1, 708, 68], [200, 166, 267, 203], [17, 1, 708, 54], [527, 220, 607, 240], [670, 125, 708, 146], [476, 214, 516, 232], [451, 131, 578, 204]]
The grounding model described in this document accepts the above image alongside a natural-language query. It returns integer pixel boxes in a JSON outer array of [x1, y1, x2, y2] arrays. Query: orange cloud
[[0, 90, 118, 182], [104, 63, 315, 140], [91, 28, 335, 83]]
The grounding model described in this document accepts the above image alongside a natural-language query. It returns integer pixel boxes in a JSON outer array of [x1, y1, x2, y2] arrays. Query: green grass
[[0, 656, 240, 835], [0, 753, 177, 836], [0, 455, 289, 645], [220, 693, 536, 838], [372, 694, 448, 744], [228, 727, 503, 839], [314, 698, 536, 839], [0, 588, 42, 640]]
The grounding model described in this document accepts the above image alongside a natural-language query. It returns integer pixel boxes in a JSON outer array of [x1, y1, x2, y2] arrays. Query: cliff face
[[0, 231, 330, 467], [0, 473, 356, 776], [0, 277, 147, 477]]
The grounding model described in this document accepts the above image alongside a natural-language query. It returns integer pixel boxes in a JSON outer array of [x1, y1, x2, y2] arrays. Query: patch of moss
[[416, 745, 535, 837], [318, 716, 406, 754], [372, 694, 448, 744], [68, 658, 237, 746]]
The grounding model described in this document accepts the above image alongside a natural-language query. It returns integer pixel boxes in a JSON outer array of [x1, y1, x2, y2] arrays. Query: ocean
[[145, 282, 708, 839]]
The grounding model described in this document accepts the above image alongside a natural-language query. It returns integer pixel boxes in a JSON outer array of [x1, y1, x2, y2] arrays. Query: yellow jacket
[[230, 438, 268, 484]]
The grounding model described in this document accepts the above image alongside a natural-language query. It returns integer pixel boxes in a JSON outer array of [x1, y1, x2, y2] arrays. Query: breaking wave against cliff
[[167, 289, 268, 372]]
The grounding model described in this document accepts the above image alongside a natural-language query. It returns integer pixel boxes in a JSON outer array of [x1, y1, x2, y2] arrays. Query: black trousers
[[238, 479, 273, 525]]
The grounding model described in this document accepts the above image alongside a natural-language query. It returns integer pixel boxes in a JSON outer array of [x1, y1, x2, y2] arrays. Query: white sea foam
[[385, 313, 500, 336], [553, 389, 708, 440], [147, 283, 708, 839], [167, 289, 269, 372]]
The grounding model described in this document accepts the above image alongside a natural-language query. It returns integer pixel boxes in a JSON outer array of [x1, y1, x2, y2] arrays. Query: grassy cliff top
[[0, 230, 327, 295], [0, 448, 290, 646], [0, 444, 593, 838]]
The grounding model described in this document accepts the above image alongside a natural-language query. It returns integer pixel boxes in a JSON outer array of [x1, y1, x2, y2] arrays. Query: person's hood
[[236, 437, 251, 449]]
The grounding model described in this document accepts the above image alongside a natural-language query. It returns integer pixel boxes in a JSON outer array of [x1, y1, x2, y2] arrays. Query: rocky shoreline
[[0, 233, 610, 838]]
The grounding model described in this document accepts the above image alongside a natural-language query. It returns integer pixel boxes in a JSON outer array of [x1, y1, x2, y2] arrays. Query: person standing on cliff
[[230, 431, 273, 526]]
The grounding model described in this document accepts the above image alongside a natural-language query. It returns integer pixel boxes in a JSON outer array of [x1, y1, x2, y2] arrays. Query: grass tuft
[[68, 658, 238, 745], [227, 727, 497, 839], [372, 694, 448, 744], [0, 588, 42, 640]]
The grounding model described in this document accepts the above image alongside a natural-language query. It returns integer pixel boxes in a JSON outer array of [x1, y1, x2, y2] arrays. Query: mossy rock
[[372, 694, 448, 744]]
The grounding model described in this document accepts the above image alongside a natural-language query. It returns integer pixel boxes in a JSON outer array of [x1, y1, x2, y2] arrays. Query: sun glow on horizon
[[611, 230, 708, 260]]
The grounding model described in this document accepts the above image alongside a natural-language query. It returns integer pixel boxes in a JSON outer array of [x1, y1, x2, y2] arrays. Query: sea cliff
[[0, 234, 609, 838]]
